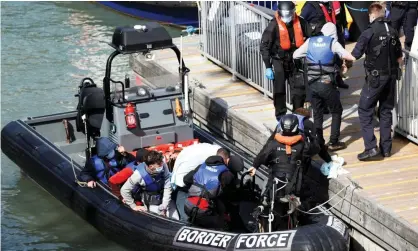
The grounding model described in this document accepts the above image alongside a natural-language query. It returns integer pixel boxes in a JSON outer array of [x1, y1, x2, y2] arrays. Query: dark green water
[[1, 2, 180, 250]]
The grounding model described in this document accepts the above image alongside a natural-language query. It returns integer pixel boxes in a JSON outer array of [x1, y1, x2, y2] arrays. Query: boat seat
[[76, 85, 105, 138]]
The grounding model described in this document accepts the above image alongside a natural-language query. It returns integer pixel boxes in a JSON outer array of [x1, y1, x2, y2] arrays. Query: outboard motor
[[75, 78, 106, 157]]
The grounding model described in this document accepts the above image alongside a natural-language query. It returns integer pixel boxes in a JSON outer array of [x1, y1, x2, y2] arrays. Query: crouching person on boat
[[248, 114, 324, 231], [108, 148, 149, 198], [79, 137, 134, 188], [120, 150, 179, 219], [183, 154, 243, 230]]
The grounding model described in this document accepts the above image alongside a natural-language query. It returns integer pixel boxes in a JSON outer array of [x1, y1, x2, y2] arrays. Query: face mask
[[279, 10, 293, 24], [109, 159, 118, 167], [154, 165, 164, 173], [106, 149, 115, 159]]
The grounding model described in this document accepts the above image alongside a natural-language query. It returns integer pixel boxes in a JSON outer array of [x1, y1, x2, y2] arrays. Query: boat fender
[[173, 226, 237, 250]]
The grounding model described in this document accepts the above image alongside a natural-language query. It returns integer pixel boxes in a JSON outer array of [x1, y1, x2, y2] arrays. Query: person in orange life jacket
[[260, 1, 309, 122], [248, 113, 334, 205], [301, 1, 350, 91], [120, 150, 179, 219], [183, 153, 244, 230], [293, 22, 356, 152], [79, 137, 135, 188]]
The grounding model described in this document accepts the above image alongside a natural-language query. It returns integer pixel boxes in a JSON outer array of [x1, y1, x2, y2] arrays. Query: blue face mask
[[109, 159, 118, 167]]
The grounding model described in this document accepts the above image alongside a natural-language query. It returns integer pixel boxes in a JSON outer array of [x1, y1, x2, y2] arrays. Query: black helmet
[[277, 1, 295, 23], [279, 114, 299, 136]]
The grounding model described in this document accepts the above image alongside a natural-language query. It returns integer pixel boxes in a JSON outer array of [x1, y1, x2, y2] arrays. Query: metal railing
[[198, 1, 418, 144], [199, 1, 293, 108], [395, 50, 418, 144]]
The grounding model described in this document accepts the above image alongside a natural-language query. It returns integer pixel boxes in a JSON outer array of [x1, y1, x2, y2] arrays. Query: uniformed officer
[[293, 22, 356, 152], [260, 1, 309, 121], [386, 1, 418, 51], [351, 3, 403, 161], [300, 1, 350, 90]]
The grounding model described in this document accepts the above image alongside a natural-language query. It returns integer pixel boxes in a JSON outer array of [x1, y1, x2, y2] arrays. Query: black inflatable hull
[[1, 112, 350, 251]]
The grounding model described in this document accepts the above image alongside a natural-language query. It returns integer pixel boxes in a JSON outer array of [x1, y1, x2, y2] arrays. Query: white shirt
[[171, 143, 221, 188]]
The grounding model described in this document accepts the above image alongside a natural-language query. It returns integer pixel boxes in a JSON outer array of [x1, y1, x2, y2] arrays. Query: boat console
[[76, 22, 193, 155]]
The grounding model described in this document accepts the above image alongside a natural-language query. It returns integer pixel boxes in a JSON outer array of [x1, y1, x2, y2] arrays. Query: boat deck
[[130, 35, 418, 250]]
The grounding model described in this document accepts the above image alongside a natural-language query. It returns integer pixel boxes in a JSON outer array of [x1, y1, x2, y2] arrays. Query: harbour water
[[1, 2, 180, 250]]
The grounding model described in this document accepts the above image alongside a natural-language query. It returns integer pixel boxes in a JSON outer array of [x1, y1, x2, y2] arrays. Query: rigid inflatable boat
[[1, 22, 350, 251]]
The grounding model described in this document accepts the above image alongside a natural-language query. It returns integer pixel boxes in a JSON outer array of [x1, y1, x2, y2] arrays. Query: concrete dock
[[130, 35, 418, 251]]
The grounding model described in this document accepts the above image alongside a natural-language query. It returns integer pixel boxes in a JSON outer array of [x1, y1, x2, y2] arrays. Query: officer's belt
[[366, 68, 398, 77]]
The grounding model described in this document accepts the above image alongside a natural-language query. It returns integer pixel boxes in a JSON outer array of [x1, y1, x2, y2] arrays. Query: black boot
[[357, 147, 380, 161], [327, 141, 347, 151]]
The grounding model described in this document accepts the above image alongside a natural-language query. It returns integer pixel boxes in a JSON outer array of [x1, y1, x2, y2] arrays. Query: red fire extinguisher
[[124, 103, 137, 129]]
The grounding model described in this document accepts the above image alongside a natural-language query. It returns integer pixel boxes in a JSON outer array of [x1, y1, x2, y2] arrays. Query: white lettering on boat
[[173, 227, 236, 250], [234, 230, 296, 250]]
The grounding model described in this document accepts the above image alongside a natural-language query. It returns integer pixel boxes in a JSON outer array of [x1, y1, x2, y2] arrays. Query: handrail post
[[200, 1, 207, 58], [230, 1, 237, 81]]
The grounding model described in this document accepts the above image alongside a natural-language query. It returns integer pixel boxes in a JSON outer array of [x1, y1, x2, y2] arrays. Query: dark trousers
[[174, 188, 189, 222], [272, 59, 305, 118], [358, 75, 396, 153], [310, 81, 343, 145], [190, 199, 226, 230], [390, 7, 418, 49]]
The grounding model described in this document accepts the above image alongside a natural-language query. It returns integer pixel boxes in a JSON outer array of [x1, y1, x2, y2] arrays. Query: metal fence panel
[[395, 51, 418, 144], [199, 1, 418, 144], [199, 1, 294, 109]]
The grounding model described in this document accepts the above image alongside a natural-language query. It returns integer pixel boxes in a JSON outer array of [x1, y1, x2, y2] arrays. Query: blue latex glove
[[344, 28, 349, 40], [265, 68, 274, 80], [320, 162, 332, 176], [385, 9, 390, 18], [185, 26, 196, 35]]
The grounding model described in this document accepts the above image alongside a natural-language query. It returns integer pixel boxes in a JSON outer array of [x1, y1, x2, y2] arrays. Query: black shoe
[[338, 82, 349, 89], [327, 141, 347, 151], [357, 148, 380, 161], [382, 152, 391, 158]]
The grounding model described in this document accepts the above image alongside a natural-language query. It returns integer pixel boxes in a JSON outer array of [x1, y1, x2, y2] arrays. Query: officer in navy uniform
[[351, 3, 403, 161], [260, 1, 310, 121], [292, 22, 355, 151], [386, 1, 418, 51]]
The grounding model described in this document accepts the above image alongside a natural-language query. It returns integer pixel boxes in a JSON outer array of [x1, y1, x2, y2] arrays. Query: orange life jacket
[[319, 2, 341, 24], [274, 133, 304, 155], [274, 12, 304, 51]]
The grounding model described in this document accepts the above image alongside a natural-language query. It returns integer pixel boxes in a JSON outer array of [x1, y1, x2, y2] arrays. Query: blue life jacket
[[125, 161, 142, 172], [136, 163, 165, 193], [131, 163, 166, 206], [306, 36, 335, 75], [188, 163, 228, 199], [91, 155, 119, 185]]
